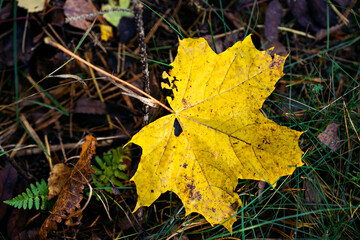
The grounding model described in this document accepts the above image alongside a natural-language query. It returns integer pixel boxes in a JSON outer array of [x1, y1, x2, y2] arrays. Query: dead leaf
[[17, 0, 45, 12], [63, 0, 94, 30], [0, 3, 11, 20], [287, 0, 349, 34], [307, 0, 338, 28], [263, 0, 287, 56], [47, 163, 71, 200], [38, 136, 97, 239], [265, 0, 283, 42], [0, 162, 18, 220], [287, 0, 320, 32], [128, 36, 304, 231], [118, 17, 137, 43], [74, 97, 107, 115], [6, 182, 29, 240], [304, 174, 323, 206], [317, 123, 340, 151], [13, 228, 39, 240], [0, 25, 33, 68], [100, 24, 114, 42], [315, 23, 344, 41]]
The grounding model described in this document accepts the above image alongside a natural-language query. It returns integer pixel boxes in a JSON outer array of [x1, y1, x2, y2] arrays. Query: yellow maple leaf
[[128, 35, 304, 232]]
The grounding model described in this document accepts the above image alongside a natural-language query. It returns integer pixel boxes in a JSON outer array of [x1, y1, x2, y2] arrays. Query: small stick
[[65, 8, 134, 23], [44, 37, 173, 113], [132, 0, 150, 125]]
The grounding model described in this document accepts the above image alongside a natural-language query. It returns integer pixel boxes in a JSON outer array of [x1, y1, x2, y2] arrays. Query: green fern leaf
[[4, 179, 49, 211], [28, 197, 33, 209], [22, 192, 29, 200], [26, 188, 33, 198], [23, 197, 28, 210], [95, 156, 105, 169], [34, 196, 40, 210], [10, 197, 21, 208], [42, 180, 49, 194], [92, 165, 103, 174], [38, 179, 49, 195], [31, 183, 39, 196], [15, 194, 24, 203], [41, 195, 47, 210]]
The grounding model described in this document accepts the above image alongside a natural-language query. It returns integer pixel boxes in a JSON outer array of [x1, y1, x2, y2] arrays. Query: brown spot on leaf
[[187, 182, 195, 196], [187, 181, 202, 200], [194, 191, 202, 200], [182, 98, 188, 106]]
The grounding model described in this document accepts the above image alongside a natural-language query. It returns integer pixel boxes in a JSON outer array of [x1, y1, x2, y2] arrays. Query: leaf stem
[[44, 37, 174, 113]]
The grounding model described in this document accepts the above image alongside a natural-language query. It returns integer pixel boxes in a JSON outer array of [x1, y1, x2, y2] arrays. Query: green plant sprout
[[92, 145, 131, 192], [310, 84, 324, 95]]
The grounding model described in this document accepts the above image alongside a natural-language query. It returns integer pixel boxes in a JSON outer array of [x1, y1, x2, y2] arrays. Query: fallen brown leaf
[[317, 123, 341, 151], [38, 135, 97, 239], [63, 0, 94, 30], [265, 0, 282, 42]]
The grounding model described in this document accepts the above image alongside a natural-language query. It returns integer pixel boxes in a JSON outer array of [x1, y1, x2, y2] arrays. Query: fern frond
[[4, 179, 49, 210], [92, 146, 131, 193]]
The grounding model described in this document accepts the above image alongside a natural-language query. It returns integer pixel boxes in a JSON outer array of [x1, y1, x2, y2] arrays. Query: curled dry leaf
[[128, 36, 304, 231], [38, 135, 97, 239], [47, 163, 71, 200]]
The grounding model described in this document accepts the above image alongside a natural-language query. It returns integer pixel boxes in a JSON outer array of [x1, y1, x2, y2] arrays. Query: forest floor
[[0, 0, 360, 239]]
